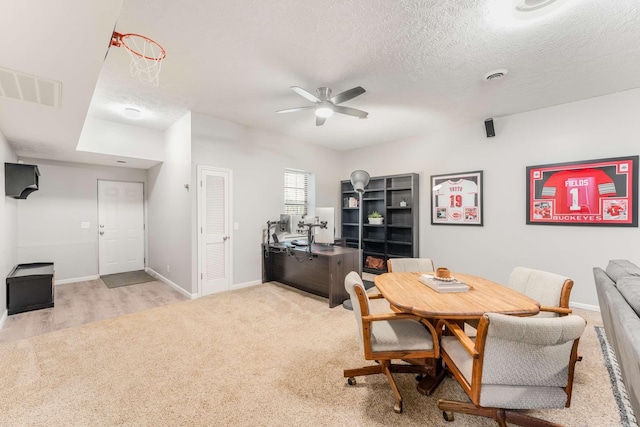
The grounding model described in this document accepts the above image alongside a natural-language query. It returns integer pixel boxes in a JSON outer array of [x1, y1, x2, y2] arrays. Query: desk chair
[[438, 313, 586, 426], [387, 258, 435, 273], [343, 271, 440, 413]]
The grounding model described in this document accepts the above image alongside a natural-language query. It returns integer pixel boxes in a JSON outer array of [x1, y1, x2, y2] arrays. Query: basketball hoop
[[111, 32, 166, 87]]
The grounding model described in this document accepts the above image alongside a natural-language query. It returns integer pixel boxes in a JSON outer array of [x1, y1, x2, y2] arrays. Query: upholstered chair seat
[[438, 312, 586, 426]]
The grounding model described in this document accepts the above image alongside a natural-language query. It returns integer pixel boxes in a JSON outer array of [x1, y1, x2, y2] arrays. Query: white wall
[[341, 88, 640, 308], [76, 117, 164, 162], [17, 158, 147, 281], [0, 131, 18, 321], [191, 113, 343, 287], [147, 112, 192, 292]]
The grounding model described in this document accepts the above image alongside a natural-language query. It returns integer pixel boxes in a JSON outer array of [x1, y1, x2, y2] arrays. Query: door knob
[[99, 225, 104, 228], [99, 231, 104, 235], [223, 236, 229, 241]]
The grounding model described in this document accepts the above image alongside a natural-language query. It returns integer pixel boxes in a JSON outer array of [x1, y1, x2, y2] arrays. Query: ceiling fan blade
[[333, 105, 368, 119], [291, 86, 321, 103], [316, 116, 326, 126], [276, 106, 315, 114], [330, 86, 366, 105]]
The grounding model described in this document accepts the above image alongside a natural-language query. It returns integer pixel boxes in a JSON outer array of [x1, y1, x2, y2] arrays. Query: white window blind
[[284, 169, 309, 215]]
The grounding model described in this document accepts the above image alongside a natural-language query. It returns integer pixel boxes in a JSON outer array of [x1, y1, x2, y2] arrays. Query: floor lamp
[[343, 170, 370, 310]]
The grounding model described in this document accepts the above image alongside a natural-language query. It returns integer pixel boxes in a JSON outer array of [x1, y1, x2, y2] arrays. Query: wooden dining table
[[374, 271, 541, 395]]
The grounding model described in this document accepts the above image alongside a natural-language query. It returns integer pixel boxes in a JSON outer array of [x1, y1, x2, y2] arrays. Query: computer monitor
[[314, 207, 335, 245]]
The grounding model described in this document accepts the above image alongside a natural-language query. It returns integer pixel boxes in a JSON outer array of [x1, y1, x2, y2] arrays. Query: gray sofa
[[593, 259, 640, 419]]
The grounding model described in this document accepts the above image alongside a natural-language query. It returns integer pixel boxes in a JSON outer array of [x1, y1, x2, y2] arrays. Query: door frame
[[97, 179, 146, 276], [197, 165, 233, 297]]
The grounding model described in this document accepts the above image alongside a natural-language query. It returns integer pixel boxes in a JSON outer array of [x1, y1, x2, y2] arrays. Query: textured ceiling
[[3, 0, 640, 162]]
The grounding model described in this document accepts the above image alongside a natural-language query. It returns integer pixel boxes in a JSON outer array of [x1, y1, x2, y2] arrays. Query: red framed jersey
[[541, 169, 616, 214]]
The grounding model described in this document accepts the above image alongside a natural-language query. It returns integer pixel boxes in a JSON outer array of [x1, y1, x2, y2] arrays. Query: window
[[284, 169, 312, 215]]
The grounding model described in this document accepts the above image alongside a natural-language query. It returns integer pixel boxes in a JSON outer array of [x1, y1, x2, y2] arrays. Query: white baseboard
[[0, 309, 6, 331], [145, 268, 197, 299], [231, 280, 261, 291], [55, 275, 100, 285], [570, 301, 600, 312]]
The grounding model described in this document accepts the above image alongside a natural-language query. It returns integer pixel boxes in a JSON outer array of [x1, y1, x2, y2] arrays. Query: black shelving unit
[[340, 173, 419, 274]]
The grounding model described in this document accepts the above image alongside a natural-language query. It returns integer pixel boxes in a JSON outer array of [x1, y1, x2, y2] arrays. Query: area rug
[[595, 326, 639, 427], [101, 270, 155, 289]]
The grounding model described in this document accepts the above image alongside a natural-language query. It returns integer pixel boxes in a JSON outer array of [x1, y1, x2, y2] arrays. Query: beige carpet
[[0, 283, 621, 426]]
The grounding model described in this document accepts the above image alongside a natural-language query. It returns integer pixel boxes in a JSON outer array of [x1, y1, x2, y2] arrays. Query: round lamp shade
[[350, 170, 370, 193]]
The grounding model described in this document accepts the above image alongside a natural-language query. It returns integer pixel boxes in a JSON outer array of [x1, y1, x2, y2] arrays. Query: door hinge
[[201, 227, 203, 233], [201, 273, 203, 279], [200, 180, 203, 187]]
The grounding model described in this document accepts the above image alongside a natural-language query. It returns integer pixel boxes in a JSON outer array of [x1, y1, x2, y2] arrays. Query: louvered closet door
[[199, 167, 232, 296]]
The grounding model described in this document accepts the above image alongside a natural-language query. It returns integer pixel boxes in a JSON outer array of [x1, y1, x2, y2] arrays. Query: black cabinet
[[341, 173, 419, 274], [6, 263, 54, 315]]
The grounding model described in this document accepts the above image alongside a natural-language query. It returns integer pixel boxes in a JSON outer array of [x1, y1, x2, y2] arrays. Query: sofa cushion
[[617, 277, 640, 317], [605, 259, 640, 283]]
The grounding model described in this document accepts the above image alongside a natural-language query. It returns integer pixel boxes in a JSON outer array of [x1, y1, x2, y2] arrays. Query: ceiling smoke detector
[[484, 69, 509, 81]]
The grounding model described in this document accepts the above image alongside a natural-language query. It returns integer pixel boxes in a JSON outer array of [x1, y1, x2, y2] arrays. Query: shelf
[[341, 173, 418, 261], [363, 251, 385, 257], [363, 267, 387, 274]]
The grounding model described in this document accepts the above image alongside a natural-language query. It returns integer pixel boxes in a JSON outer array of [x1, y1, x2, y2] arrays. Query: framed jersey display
[[526, 156, 638, 227], [431, 170, 483, 226]]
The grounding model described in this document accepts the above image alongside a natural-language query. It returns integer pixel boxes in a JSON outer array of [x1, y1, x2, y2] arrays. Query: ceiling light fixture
[[315, 101, 334, 118], [123, 107, 142, 119], [484, 69, 509, 81], [117, 160, 127, 163], [513, 0, 570, 20]]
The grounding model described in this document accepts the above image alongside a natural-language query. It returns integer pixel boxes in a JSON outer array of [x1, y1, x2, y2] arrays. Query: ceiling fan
[[276, 86, 368, 126]]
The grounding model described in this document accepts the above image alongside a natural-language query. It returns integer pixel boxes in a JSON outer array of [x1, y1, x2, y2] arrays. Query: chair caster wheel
[[347, 377, 356, 386], [443, 411, 454, 422], [415, 374, 424, 382], [394, 401, 403, 414]]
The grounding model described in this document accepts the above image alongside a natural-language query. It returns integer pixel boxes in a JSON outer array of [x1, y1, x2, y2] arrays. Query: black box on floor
[[6, 262, 54, 315]]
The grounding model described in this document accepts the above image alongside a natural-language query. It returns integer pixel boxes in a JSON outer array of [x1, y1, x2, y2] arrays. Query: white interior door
[[198, 166, 232, 296], [98, 180, 145, 275]]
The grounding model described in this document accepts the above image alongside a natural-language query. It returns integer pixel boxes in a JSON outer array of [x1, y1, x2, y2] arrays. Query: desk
[[262, 244, 360, 308], [375, 272, 540, 394]]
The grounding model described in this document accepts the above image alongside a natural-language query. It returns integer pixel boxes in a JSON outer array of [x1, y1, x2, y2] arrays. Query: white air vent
[[0, 67, 61, 108]]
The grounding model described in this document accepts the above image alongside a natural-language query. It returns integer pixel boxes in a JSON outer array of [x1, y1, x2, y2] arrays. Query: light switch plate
[[81, 222, 90, 229], [234, 222, 239, 230]]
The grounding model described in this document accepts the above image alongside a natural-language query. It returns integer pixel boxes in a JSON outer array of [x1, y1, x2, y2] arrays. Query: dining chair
[[508, 267, 573, 317], [343, 271, 440, 413], [437, 312, 586, 426], [467, 267, 574, 332], [387, 258, 435, 273]]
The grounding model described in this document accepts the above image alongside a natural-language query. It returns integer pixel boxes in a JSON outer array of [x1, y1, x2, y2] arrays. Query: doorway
[[98, 180, 145, 275], [197, 166, 232, 296]]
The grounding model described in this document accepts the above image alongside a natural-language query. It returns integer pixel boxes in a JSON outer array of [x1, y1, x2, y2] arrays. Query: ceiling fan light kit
[[315, 101, 334, 118], [277, 85, 368, 126]]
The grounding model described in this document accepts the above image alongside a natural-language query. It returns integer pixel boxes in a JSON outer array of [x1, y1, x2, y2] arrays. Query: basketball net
[[111, 32, 166, 87]]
